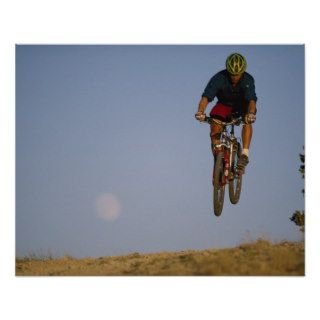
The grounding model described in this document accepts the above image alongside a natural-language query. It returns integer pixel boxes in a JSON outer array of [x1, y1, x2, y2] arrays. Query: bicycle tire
[[228, 142, 242, 204], [213, 152, 225, 216]]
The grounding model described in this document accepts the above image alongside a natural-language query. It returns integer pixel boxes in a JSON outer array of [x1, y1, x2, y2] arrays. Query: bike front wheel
[[213, 152, 225, 216], [228, 142, 242, 204]]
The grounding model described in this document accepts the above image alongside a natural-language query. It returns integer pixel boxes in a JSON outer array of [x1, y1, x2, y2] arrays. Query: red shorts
[[209, 102, 233, 121]]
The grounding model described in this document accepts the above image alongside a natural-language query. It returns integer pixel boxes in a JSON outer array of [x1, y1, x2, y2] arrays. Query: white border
[[1, 1, 319, 320]]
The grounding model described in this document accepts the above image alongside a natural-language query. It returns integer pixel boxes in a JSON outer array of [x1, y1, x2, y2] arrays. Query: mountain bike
[[204, 115, 243, 216]]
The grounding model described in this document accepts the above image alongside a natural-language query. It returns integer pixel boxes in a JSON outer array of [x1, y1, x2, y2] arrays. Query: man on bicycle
[[195, 53, 257, 173]]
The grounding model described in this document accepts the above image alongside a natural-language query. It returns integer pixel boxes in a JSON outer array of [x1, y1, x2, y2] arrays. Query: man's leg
[[210, 123, 223, 157], [209, 103, 232, 155], [237, 124, 252, 172], [242, 123, 253, 153]]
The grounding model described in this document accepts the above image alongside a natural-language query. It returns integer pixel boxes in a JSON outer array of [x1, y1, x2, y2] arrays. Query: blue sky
[[16, 45, 304, 258]]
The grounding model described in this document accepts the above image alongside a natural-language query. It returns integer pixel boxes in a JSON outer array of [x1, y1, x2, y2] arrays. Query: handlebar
[[203, 115, 242, 126]]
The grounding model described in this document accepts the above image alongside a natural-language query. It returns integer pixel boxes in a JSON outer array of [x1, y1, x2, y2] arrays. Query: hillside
[[16, 239, 304, 276]]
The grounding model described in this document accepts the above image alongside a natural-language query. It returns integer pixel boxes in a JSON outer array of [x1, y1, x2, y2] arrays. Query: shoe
[[237, 154, 249, 173]]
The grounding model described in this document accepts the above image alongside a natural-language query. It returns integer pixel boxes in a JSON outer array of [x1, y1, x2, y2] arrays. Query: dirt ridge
[[16, 239, 304, 276]]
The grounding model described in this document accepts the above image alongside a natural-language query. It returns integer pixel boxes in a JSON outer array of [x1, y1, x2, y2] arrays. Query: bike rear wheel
[[213, 152, 225, 216], [229, 142, 242, 204]]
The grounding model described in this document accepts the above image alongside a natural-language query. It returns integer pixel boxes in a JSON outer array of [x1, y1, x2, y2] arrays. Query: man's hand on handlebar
[[243, 112, 256, 124], [195, 111, 206, 122]]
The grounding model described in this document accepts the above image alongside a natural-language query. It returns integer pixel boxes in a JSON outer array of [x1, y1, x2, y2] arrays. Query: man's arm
[[196, 73, 219, 120], [244, 75, 257, 114], [243, 99, 257, 125], [198, 96, 210, 114], [248, 99, 257, 114]]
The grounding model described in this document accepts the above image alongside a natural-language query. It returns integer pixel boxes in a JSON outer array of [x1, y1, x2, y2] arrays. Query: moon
[[95, 193, 122, 221]]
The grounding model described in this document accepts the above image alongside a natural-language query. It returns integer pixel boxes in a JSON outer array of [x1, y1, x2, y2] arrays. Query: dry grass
[[16, 239, 304, 276]]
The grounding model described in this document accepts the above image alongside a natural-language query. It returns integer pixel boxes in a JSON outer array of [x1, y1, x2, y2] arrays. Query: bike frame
[[200, 115, 243, 215], [204, 116, 242, 186]]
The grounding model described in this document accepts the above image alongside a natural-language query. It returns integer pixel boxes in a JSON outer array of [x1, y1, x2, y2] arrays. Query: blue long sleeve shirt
[[202, 69, 257, 112]]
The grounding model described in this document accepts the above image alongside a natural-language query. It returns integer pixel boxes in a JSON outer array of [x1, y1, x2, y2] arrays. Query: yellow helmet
[[226, 53, 247, 75]]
